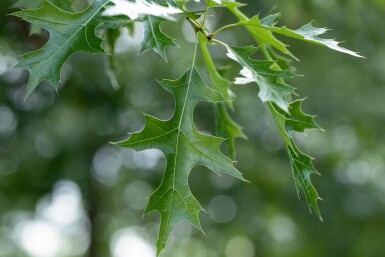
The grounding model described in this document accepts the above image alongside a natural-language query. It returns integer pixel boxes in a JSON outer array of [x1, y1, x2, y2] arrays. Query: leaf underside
[[117, 67, 245, 255]]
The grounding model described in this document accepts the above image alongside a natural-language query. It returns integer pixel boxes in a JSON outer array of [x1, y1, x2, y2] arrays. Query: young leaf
[[268, 100, 323, 220], [13, 0, 110, 96], [140, 16, 176, 61], [117, 68, 245, 255], [239, 14, 364, 58], [226, 46, 296, 113]]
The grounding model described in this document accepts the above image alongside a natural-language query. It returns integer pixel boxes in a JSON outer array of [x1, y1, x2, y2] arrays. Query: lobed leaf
[[222, 2, 296, 59], [239, 14, 364, 58], [268, 101, 323, 220], [140, 16, 176, 61], [117, 67, 245, 255], [13, 0, 110, 96]]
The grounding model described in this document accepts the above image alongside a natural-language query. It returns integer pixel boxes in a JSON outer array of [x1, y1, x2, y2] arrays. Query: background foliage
[[0, 0, 384, 256]]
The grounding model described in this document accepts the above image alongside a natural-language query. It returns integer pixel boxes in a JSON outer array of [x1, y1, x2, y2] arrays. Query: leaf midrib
[[161, 68, 194, 247]]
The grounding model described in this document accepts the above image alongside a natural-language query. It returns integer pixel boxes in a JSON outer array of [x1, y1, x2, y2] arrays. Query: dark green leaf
[[269, 101, 323, 220], [117, 68, 245, 255], [13, 0, 110, 96]]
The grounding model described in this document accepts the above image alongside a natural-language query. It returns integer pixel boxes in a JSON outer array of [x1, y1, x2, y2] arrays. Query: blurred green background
[[0, 0, 384, 256]]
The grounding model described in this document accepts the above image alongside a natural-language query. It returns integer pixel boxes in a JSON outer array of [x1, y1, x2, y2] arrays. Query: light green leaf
[[117, 68, 245, 256], [239, 14, 364, 58], [222, 3, 296, 59], [198, 33, 245, 159], [13, 0, 110, 96], [198, 33, 232, 102], [226, 46, 296, 112], [140, 16, 176, 62], [268, 101, 323, 220]]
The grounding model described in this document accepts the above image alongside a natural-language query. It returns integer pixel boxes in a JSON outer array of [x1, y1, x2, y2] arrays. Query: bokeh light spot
[[208, 195, 237, 223]]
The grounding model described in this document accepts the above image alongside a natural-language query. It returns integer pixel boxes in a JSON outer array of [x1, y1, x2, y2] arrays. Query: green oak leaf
[[265, 45, 293, 71], [280, 99, 323, 134], [117, 67, 245, 256], [226, 46, 296, 113], [222, 2, 296, 59], [140, 16, 176, 62], [268, 100, 323, 220], [13, 0, 110, 96], [239, 14, 364, 58]]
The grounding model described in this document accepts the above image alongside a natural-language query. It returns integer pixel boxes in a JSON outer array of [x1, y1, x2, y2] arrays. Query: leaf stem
[[211, 23, 241, 36], [186, 16, 204, 33], [210, 38, 228, 48]]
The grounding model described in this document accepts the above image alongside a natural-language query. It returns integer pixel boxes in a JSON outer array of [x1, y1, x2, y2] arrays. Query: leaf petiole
[[211, 23, 241, 36], [186, 16, 204, 33]]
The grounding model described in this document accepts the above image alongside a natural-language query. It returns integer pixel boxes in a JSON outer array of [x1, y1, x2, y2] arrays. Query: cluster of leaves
[[12, 0, 362, 255]]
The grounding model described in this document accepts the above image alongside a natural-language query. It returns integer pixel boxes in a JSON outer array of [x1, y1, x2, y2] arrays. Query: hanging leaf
[[268, 100, 323, 220], [12, 0, 110, 96], [117, 67, 245, 256]]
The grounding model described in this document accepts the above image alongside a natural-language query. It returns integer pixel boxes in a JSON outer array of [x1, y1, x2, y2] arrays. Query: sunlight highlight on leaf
[[102, 0, 181, 21]]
